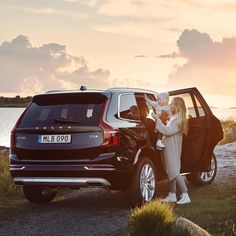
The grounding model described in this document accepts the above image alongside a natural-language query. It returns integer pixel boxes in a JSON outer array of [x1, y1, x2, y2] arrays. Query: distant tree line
[[0, 95, 32, 107]]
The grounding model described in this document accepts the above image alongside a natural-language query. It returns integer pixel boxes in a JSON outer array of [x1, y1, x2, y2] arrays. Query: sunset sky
[[1, 0, 236, 107]]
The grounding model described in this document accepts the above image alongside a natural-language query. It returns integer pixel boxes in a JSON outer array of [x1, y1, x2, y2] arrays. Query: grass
[[128, 177, 236, 236], [0, 152, 29, 220], [128, 200, 175, 236], [220, 119, 236, 145], [0, 152, 22, 200], [128, 200, 190, 236], [174, 177, 236, 236]]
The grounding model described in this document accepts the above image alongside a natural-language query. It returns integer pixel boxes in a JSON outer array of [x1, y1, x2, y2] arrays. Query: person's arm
[[145, 96, 159, 107], [152, 112, 179, 136], [159, 110, 170, 123]]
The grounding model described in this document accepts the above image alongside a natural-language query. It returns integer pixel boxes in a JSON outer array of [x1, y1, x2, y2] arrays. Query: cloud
[[162, 29, 236, 96], [0, 35, 111, 95], [134, 55, 146, 58], [11, 6, 66, 16], [112, 77, 151, 88], [64, 0, 98, 5], [57, 66, 111, 89], [0, 35, 152, 95], [64, 0, 79, 2], [158, 52, 180, 59]]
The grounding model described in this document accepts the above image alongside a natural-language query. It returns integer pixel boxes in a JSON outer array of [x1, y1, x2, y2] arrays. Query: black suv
[[10, 87, 223, 206]]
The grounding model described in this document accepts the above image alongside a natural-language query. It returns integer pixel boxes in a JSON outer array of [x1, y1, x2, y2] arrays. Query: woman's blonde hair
[[172, 97, 188, 135]]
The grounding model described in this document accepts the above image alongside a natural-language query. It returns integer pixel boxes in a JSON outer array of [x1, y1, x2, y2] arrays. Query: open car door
[[168, 87, 223, 173]]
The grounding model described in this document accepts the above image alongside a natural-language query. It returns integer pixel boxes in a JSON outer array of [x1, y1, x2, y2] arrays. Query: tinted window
[[194, 95, 205, 117], [170, 93, 197, 119], [119, 94, 140, 120], [19, 93, 107, 127], [145, 94, 157, 119], [135, 93, 156, 122]]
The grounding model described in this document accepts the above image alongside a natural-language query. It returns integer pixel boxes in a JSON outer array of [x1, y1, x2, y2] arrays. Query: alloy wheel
[[200, 157, 216, 182], [140, 163, 156, 202]]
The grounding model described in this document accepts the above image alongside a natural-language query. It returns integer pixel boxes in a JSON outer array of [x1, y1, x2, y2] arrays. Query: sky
[[1, 0, 236, 108]]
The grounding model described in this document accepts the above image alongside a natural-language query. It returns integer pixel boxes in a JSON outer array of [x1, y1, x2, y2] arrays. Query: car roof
[[45, 89, 107, 94], [44, 87, 158, 95]]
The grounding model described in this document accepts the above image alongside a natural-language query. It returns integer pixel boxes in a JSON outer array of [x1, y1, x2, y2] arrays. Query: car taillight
[[99, 100, 119, 147], [10, 107, 29, 152], [10, 130, 16, 150]]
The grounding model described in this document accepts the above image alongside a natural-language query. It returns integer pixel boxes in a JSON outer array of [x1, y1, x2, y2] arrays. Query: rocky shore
[[0, 96, 31, 107]]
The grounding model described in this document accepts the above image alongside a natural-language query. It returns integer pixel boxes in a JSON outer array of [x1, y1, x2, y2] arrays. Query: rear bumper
[[10, 164, 116, 173], [14, 177, 111, 187], [10, 154, 133, 189]]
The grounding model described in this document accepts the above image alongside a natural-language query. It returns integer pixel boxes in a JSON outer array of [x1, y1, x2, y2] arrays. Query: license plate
[[38, 134, 71, 144]]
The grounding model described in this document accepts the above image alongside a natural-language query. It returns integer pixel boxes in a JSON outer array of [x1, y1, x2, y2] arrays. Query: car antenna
[[80, 85, 87, 91]]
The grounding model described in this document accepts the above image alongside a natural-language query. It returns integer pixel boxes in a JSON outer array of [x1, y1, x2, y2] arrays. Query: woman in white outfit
[[152, 96, 191, 204]]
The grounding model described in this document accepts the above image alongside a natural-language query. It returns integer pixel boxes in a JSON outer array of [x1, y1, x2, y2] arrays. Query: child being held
[[145, 92, 170, 150]]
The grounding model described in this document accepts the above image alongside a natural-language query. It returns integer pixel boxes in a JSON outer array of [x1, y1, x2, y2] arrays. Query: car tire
[[23, 186, 57, 204], [186, 153, 217, 186], [124, 156, 158, 207]]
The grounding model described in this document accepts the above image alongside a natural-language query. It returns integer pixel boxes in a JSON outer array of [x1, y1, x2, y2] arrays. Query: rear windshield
[[19, 93, 107, 128]]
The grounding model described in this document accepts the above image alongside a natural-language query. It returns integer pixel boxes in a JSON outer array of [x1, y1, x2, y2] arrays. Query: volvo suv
[[10, 87, 223, 206]]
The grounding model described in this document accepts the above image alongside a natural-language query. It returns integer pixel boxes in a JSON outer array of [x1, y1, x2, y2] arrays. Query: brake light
[[10, 130, 16, 150], [99, 100, 119, 147], [10, 107, 28, 152]]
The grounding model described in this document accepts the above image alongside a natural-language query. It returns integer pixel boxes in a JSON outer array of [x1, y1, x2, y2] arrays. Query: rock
[[174, 217, 211, 236], [226, 125, 236, 136]]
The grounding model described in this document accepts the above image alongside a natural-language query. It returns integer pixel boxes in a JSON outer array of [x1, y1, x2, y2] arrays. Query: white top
[[152, 112, 183, 181], [145, 97, 170, 116]]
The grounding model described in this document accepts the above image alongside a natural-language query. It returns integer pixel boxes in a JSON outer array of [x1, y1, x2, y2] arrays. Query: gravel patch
[[0, 189, 129, 236]]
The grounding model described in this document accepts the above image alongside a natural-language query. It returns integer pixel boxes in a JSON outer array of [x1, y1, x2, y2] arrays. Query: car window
[[19, 93, 106, 127], [144, 94, 157, 120], [134, 93, 153, 123], [170, 93, 197, 119], [119, 94, 140, 121], [194, 95, 206, 117]]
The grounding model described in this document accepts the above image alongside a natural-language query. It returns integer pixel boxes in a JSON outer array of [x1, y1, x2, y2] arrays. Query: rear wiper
[[53, 118, 81, 124]]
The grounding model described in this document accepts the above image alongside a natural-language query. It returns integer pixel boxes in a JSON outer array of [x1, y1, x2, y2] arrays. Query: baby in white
[[145, 92, 170, 150]]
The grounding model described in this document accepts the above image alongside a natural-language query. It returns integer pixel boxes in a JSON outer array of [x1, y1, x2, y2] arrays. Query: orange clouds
[[161, 29, 236, 96]]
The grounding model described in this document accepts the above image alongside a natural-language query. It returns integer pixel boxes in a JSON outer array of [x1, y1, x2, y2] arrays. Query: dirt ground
[[0, 142, 235, 236]]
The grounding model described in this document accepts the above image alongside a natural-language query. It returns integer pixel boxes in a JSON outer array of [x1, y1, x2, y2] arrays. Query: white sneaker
[[161, 192, 177, 203], [176, 193, 191, 205], [156, 140, 165, 150]]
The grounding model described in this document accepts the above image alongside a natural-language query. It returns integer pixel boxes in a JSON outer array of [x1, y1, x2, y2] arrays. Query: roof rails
[[108, 87, 158, 94], [45, 90, 66, 94], [45, 87, 158, 94]]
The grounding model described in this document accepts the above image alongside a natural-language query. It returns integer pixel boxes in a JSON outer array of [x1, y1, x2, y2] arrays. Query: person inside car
[[119, 105, 140, 120]]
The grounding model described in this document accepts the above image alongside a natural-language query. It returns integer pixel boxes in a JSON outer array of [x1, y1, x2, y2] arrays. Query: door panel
[[115, 93, 149, 160], [169, 89, 209, 172], [181, 117, 206, 171]]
